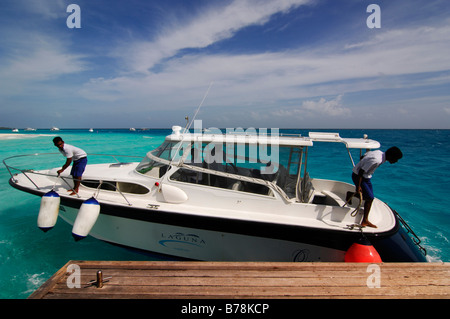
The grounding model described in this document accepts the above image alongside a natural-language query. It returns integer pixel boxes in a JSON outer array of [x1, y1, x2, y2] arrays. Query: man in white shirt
[[350, 147, 403, 228], [53, 137, 88, 195]]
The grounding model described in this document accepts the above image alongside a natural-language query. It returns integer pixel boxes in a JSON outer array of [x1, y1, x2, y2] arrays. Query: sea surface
[[0, 128, 449, 298]]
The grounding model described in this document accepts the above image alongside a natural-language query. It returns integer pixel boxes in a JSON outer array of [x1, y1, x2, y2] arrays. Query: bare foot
[[361, 220, 377, 228]]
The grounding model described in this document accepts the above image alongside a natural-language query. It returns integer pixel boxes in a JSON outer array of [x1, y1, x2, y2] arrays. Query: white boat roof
[[166, 126, 380, 149], [307, 132, 381, 149]]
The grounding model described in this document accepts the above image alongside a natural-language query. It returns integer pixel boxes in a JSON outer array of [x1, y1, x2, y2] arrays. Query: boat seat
[[321, 190, 346, 206], [300, 172, 314, 203], [229, 181, 243, 191], [274, 165, 288, 189]]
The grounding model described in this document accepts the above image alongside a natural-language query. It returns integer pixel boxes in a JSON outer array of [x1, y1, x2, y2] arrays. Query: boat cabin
[[136, 126, 380, 203]]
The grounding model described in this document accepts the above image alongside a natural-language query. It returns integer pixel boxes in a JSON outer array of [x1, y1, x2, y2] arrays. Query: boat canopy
[[166, 126, 313, 147], [307, 132, 380, 149], [165, 126, 380, 149]]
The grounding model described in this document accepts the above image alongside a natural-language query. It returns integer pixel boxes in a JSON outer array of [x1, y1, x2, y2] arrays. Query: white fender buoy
[[72, 197, 100, 241], [160, 183, 188, 203], [37, 190, 60, 232]]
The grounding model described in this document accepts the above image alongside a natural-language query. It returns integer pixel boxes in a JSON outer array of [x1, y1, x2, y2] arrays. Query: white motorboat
[[3, 126, 427, 262]]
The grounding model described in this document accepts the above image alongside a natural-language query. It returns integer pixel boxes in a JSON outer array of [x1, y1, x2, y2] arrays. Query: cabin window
[[81, 180, 149, 195], [182, 142, 280, 178], [170, 168, 273, 196]]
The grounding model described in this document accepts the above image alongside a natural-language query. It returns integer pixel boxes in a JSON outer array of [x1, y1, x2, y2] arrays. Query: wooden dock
[[29, 261, 450, 299]]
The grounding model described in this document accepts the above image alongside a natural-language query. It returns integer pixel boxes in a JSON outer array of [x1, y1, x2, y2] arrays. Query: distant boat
[[89, 128, 94, 132], [129, 128, 136, 131], [25, 128, 36, 131], [50, 127, 60, 131], [12, 128, 19, 132]]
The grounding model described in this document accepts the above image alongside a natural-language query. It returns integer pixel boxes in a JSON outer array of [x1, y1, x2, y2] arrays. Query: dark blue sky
[[1, 0, 449, 129]]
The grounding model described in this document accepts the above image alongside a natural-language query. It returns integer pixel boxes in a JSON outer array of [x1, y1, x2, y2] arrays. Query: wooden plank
[[48, 271, 450, 288], [29, 261, 450, 299], [65, 267, 450, 278], [27, 260, 73, 299], [42, 284, 450, 299]]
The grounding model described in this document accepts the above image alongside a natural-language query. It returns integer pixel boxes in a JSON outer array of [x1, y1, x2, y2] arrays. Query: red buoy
[[345, 237, 382, 263]]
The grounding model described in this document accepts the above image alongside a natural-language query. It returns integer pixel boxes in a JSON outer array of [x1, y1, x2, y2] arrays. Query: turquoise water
[[1, 128, 449, 298]]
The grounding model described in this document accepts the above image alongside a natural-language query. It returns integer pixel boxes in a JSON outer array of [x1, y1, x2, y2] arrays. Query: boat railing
[[85, 179, 133, 206], [392, 209, 427, 257], [3, 153, 144, 204], [3, 153, 60, 186]]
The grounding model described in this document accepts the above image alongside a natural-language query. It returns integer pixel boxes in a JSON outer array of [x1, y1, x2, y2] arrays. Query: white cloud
[[301, 95, 349, 116], [266, 95, 350, 124], [121, 0, 312, 73], [81, 21, 450, 109], [5, 47, 85, 82], [25, 0, 67, 20], [75, 14, 450, 128], [0, 33, 86, 98]]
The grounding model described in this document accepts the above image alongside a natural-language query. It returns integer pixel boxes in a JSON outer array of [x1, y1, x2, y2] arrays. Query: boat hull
[[57, 199, 425, 262], [60, 205, 347, 261], [9, 178, 426, 262]]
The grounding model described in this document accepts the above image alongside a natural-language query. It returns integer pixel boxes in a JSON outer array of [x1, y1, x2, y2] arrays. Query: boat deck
[[29, 261, 449, 299]]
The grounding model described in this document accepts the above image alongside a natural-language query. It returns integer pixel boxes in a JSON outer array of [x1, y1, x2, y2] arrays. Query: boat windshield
[[136, 139, 309, 200], [135, 141, 189, 176], [171, 142, 306, 199]]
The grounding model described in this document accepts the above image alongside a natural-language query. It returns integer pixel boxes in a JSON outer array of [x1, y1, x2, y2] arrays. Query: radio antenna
[[184, 81, 213, 133], [166, 82, 213, 170]]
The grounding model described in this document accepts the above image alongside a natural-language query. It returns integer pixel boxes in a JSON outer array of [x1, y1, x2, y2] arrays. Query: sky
[[0, 0, 449, 129]]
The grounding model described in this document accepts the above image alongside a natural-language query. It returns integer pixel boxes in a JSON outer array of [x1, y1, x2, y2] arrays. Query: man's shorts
[[70, 157, 87, 177], [352, 172, 374, 200]]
